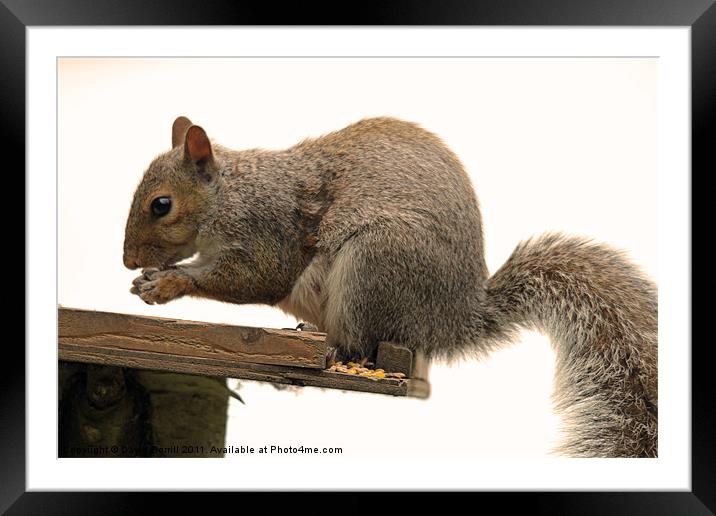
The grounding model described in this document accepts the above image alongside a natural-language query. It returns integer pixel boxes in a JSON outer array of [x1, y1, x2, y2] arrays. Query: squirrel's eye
[[151, 196, 172, 217]]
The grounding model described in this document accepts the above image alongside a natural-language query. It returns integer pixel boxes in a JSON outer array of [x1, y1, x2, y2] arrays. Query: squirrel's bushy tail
[[482, 233, 658, 457]]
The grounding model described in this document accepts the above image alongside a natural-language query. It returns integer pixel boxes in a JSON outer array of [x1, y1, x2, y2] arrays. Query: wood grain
[[376, 341, 413, 376], [59, 307, 327, 369], [376, 341, 430, 380], [58, 307, 431, 399], [59, 343, 429, 398]]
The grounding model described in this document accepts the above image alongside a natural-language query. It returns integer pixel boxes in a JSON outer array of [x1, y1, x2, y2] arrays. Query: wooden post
[[58, 363, 230, 457]]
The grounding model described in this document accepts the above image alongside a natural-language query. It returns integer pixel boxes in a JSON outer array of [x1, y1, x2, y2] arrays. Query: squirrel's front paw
[[130, 268, 195, 305]]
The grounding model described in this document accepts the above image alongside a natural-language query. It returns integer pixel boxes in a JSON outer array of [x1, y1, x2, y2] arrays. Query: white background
[[29, 28, 689, 490], [58, 56, 658, 459]]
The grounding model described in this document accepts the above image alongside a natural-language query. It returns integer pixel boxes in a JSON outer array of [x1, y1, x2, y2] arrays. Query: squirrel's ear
[[184, 125, 214, 166], [171, 116, 193, 148]]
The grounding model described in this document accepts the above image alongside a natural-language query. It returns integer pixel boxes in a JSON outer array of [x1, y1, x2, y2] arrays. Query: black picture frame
[[5, 0, 712, 513]]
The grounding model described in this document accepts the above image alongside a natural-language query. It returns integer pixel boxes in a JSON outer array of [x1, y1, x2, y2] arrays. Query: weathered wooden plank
[[58, 307, 432, 398], [376, 341, 413, 376], [59, 307, 327, 370], [59, 343, 428, 398], [376, 341, 430, 381]]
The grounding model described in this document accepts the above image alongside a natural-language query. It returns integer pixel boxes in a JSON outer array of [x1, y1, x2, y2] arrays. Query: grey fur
[[124, 116, 658, 458]]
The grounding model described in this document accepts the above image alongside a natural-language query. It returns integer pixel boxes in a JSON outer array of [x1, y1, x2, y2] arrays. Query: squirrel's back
[[292, 117, 488, 266]]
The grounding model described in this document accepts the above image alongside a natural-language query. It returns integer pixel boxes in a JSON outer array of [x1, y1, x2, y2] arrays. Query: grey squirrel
[[123, 116, 658, 458]]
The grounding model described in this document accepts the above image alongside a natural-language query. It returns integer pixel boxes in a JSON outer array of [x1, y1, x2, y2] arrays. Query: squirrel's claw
[[325, 346, 338, 368], [130, 268, 193, 305], [140, 267, 160, 279], [130, 275, 157, 304], [296, 322, 320, 332]]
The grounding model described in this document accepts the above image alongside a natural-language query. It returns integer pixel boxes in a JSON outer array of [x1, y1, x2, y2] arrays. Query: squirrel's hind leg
[[321, 224, 435, 364], [320, 218, 485, 363], [320, 241, 385, 365]]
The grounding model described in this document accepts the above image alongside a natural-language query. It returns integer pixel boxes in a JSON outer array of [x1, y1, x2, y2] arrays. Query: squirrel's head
[[123, 116, 219, 270]]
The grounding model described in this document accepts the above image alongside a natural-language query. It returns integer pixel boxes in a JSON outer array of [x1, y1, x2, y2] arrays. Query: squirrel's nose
[[124, 252, 140, 270]]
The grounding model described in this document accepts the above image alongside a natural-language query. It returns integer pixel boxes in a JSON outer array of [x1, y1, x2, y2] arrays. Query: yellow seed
[[373, 371, 385, 378], [347, 368, 358, 374]]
